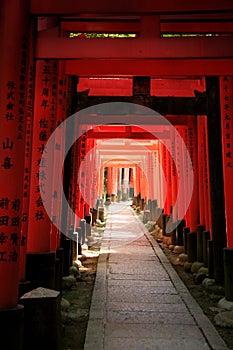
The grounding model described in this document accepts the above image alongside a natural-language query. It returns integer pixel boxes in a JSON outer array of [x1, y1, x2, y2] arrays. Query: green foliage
[[161, 33, 217, 37], [69, 32, 136, 38]]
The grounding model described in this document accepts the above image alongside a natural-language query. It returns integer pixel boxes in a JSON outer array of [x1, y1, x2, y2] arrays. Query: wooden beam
[[77, 96, 207, 115], [75, 114, 190, 126], [61, 19, 233, 36], [161, 13, 233, 20], [86, 131, 169, 139], [161, 21, 233, 34], [65, 58, 233, 76], [61, 20, 140, 34], [31, 0, 233, 15], [36, 31, 233, 59]]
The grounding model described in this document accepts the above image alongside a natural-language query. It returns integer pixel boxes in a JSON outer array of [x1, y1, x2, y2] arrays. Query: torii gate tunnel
[[1, 1, 233, 348]]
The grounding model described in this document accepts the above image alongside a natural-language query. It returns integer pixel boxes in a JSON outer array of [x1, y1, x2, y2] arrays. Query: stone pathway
[[84, 202, 229, 350]]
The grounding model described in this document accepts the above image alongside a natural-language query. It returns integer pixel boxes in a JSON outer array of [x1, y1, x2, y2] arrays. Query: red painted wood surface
[[220, 76, 233, 247], [0, 0, 30, 309], [27, 60, 58, 253], [50, 61, 68, 251], [37, 34, 233, 60], [186, 116, 199, 231], [19, 21, 35, 282], [31, 0, 233, 15], [65, 59, 233, 77]]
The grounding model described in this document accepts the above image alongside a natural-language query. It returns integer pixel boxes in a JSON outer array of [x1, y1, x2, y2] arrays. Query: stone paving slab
[[107, 284, 178, 296], [84, 203, 229, 350], [107, 279, 173, 287], [104, 323, 209, 340], [103, 337, 210, 350], [107, 292, 184, 304], [107, 309, 195, 324], [107, 301, 188, 313], [108, 273, 170, 281], [109, 252, 159, 261], [109, 263, 168, 276]]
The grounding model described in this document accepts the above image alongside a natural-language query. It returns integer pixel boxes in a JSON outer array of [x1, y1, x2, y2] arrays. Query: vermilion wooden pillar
[[19, 19, 36, 282], [147, 152, 155, 202], [157, 142, 165, 209], [90, 140, 98, 206], [170, 129, 178, 222], [220, 76, 233, 248], [186, 116, 199, 231], [26, 60, 59, 290], [164, 141, 172, 216], [84, 137, 94, 214], [78, 130, 87, 219], [152, 150, 158, 202], [153, 149, 158, 206], [145, 154, 150, 202], [98, 165, 104, 200], [111, 167, 118, 200], [95, 150, 101, 200], [0, 0, 30, 310], [50, 61, 68, 252], [203, 116, 212, 232], [198, 116, 212, 232], [135, 165, 141, 198], [27, 60, 58, 253], [160, 142, 167, 213], [197, 117, 205, 227], [175, 127, 186, 221], [106, 167, 112, 197]]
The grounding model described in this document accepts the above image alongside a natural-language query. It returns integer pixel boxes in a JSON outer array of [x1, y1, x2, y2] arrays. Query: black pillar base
[[171, 226, 177, 246], [0, 304, 24, 350], [26, 252, 56, 290], [223, 248, 233, 301], [176, 220, 186, 246], [187, 232, 197, 262], [197, 225, 205, 262], [203, 231, 210, 267], [183, 227, 190, 254], [161, 214, 167, 235], [56, 248, 64, 278], [55, 258, 61, 291], [208, 240, 214, 279], [62, 239, 71, 276]]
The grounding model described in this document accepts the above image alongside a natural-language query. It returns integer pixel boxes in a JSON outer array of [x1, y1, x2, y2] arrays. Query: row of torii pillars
[[1, 73, 233, 347], [104, 167, 137, 201]]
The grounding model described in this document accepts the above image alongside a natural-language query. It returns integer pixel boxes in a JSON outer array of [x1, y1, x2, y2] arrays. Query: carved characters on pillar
[[50, 62, 68, 251], [220, 77, 233, 169], [27, 60, 58, 253], [186, 117, 198, 231], [0, 31, 30, 307], [74, 130, 87, 221], [220, 76, 233, 247], [0, 198, 22, 264]]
